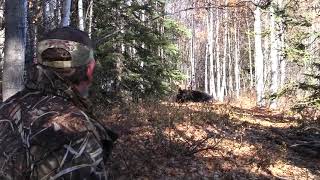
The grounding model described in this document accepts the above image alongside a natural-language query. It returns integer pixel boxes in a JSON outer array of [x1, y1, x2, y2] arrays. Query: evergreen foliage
[[91, 0, 186, 103], [296, 63, 320, 110]]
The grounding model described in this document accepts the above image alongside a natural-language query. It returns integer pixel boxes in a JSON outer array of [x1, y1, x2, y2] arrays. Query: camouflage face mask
[[37, 39, 94, 68]]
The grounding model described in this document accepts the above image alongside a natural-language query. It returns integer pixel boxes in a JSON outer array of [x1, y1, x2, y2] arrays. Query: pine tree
[[92, 0, 185, 103]]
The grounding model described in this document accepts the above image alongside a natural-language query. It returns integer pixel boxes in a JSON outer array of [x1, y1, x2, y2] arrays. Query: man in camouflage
[[0, 27, 117, 180]]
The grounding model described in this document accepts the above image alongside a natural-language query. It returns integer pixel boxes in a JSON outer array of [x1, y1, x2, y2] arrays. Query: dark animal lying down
[[176, 88, 213, 103]]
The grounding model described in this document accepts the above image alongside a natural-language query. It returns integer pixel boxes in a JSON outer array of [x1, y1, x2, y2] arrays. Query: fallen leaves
[[102, 101, 320, 179]]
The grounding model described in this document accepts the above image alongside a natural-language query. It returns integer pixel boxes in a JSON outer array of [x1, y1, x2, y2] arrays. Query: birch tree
[[205, 44, 208, 93], [234, 17, 240, 98], [78, 0, 85, 30], [278, 0, 286, 87], [2, 0, 27, 101], [220, 1, 229, 101], [190, 13, 196, 90], [245, 13, 253, 88], [208, 6, 216, 99], [254, 5, 265, 106], [227, 24, 233, 96], [269, 0, 286, 108], [215, 9, 221, 100], [61, 0, 72, 26], [88, 0, 94, 38], [269, 4, 279, 108]]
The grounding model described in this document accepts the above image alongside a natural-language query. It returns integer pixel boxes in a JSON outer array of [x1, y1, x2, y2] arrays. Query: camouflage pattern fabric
[[0, 66, 117, 180], [37, 39, 94, 68]]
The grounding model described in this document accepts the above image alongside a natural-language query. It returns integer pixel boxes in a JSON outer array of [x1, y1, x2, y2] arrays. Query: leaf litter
[[101, 101, 320, 179]]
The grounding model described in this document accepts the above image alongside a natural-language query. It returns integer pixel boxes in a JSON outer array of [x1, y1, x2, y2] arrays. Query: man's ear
[[87, 60, 96, 81]]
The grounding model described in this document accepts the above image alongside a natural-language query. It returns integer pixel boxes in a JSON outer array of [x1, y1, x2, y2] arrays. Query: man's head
[[37, 27, 95, 97]]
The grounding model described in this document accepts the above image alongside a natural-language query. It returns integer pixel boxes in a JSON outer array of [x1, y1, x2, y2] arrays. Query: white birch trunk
[[2, 0, 27, 101], [55, 0, 61, 26], [208, 8, 216, 98], [205, 44, 208, 94], [61, 0, 72, 27], [220, 4, 228, 102], [269, 5, 279, 109], [278, 0, 285, 87], [228, 28, 233, 96], [190, 14, 196, 90], [280, 37, 285, 86], [246, 17, 253, 88], [0, 3, 4, 63], [254, 6, 265, 106], [237, 28, 241, 93], [215, 10, 221, 100], [205, 9, 209, 94], [78, 0, 85, 31], [234, 20, 240, 98], [88, 0, 94, 38]]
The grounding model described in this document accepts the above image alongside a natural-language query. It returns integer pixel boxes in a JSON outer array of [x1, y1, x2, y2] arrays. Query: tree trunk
[[61, 0, 72, 26], [0, 2, 4, 64], [254, 6, 265, 106], [228, 27, 233, 96], [208, 7, 216, 98], [190, 13, 196, 90], [278, 0, 285, 87], [215, 9, 221, 100], [270, 5, 279, 109], [2, 0, 27, 101], [234, 19, 240, 98], [220, 4, 228, 102], [246, 16, 253, 88], [55, 0, 61, 26], [43, 0, 56, 32], [88, 0, 94, 38], [205, 44, 208, 93], [25, 0, 37, 77], [78, 0, 85, 30]]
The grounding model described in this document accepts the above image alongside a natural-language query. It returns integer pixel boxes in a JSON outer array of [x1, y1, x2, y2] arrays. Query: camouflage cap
[[37, 39, 94, 68]]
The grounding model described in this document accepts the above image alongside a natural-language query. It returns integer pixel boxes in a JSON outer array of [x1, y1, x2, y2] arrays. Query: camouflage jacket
[[0, 67, 117, 180]]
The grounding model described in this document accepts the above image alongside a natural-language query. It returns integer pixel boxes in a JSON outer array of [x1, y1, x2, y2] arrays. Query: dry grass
[[101, 100, 320, 179]]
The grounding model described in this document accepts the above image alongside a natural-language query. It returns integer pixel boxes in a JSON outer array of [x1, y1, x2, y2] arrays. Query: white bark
[[220, 3, 228, 102], [88, 0, 94, 38], [280, 38, 286, 86], [78, 0, 85, 30], [0, 3, 4, 63], [190, 14, 196, 90], [270, 5, 279, 109], [264, 13, 270, 85], [227, 28, 233, 95], [208, 8, 216, 98], [2, 0, 27, 101], [55, 0, 61, 26], [205, 43, 208, 93], [215, 10, 221, 100], [234, 20, 240, 98], [246, 17, 253, 88], [205, 9, 209, 94], [61, 0, 72, 27], [254, 6, 265, 106], [278, 0, 286, 87]]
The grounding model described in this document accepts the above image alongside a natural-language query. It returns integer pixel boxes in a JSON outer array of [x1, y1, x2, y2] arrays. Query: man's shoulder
[[0, 88, 94, 134], [34, 95, 95, 134]]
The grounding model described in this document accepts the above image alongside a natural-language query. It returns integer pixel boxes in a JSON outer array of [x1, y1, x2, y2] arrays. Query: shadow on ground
[[101, 102, 320, 179]]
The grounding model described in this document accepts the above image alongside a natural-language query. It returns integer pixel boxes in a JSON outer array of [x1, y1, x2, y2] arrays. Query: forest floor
[[101, 100, 320, 180]]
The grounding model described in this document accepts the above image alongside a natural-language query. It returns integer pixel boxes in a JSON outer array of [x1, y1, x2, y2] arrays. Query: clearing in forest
[[102, 101, 320, 179]]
